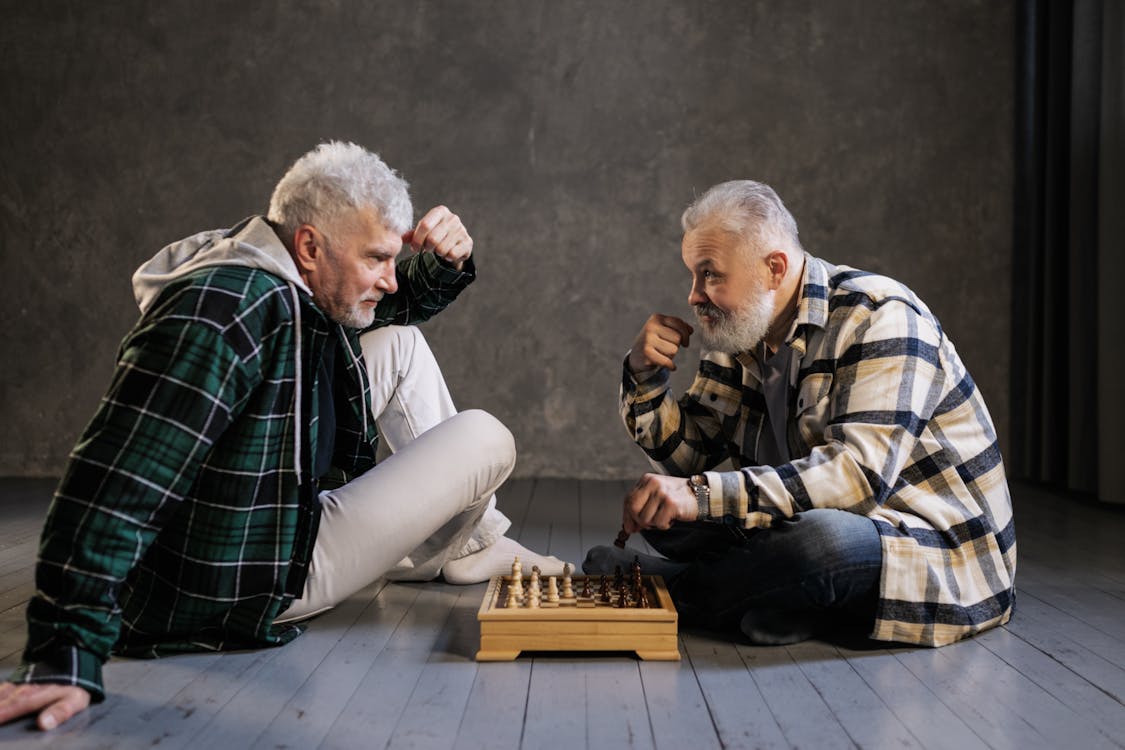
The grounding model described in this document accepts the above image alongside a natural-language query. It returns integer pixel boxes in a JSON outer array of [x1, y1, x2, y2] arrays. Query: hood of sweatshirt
[[132, 215, 311, 314]]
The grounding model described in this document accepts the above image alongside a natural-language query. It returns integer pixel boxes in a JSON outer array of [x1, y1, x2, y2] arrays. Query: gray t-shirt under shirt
[[751, 342, 794, 467]]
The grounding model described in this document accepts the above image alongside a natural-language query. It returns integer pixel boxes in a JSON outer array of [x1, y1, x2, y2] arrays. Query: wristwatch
[[688, 474, 710, 515]]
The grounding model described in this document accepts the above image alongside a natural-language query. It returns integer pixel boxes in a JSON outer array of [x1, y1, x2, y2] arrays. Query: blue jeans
[[584, 509, 882, 645]]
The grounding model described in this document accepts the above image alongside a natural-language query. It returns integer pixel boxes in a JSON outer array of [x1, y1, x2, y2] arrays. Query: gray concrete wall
[[0, 1, 1013, 480]]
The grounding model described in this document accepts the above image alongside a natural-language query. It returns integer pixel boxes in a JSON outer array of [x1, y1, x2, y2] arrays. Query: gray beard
[[695, 292, 774, 354], [331, 304, 376, 329]]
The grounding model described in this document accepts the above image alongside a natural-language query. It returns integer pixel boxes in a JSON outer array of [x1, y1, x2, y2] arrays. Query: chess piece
[[599, 575, 611, 603], [506, 587, 519, 608], [616, 588, 628, 608], [547, 576, 559, 604], [580, 576, 593, 598], [637, 588, 650, 608], [510, 556, 524, 598], [613, 565, 624, 590], [526, 567, 541, 607], [561, 564, 574, 599], [614, 527, 630, 549]]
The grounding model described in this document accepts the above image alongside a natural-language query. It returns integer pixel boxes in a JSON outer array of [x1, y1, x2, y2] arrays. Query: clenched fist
[[402, 205, 473, 271], [627, 314, 694, 373]]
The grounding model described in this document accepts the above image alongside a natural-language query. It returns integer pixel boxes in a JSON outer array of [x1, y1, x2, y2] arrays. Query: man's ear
[[291, 224, 321, 274], [765, 250, 789, 290]]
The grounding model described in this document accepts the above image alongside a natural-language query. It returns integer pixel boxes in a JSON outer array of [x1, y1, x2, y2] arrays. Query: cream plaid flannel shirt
[[622, 254, 1015, 646]]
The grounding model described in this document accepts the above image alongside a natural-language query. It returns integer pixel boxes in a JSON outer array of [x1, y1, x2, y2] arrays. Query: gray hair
[[681, 180, 802, 256], [268, 141, 413, 241]]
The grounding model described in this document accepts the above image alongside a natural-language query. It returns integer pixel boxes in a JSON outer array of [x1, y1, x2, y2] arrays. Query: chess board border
[[475, 574, 680, 661]]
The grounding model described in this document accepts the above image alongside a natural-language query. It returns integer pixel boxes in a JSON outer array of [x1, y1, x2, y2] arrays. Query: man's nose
[[376, 269, 398, 295], [688, 281, 706, 306]]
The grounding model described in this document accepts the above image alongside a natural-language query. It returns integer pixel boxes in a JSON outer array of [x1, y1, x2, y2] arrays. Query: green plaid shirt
[[10, 243, 473, 701], [623, 254, 1015, 646]]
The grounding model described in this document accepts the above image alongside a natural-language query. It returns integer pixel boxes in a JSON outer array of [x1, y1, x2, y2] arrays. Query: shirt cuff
[[620, 353, 670, 396], [427, 252, 476, 284], [8, 646, 106, 703]]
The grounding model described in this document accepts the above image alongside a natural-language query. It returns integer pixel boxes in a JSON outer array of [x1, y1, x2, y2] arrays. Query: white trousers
[[276, 326, 515, 622]]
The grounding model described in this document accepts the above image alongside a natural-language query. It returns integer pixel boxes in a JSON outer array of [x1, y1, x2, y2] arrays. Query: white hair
[[267, 141, 413, 241], [681, 180, 802, 257]]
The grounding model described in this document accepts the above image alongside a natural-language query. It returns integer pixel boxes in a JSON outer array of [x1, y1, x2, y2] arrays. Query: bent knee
[[359, 324, 424, 357], [785, 509, 880, 564], [454, 409, 516, 466]]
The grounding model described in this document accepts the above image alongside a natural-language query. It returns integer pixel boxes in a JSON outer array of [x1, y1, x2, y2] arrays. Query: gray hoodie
[[132, 216, 311, 314]]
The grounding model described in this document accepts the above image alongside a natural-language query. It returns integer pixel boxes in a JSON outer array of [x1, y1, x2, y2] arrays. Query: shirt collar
[[786, 252, 830, 357]]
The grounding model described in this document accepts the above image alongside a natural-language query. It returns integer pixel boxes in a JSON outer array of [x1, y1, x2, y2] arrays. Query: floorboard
[[681, 631, 789, 749], [0, 478, 1123, 749], [637, 655, 722, 750], [838, 646, 988, 750], [783, 640, 922, 749]]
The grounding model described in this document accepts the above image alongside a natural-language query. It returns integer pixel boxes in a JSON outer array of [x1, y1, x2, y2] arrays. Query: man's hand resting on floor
[[0, 682, 90, 731]]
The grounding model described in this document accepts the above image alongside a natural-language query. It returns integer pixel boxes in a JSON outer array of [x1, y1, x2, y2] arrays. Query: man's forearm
[[620, 360, 727, 476], [369, 252, 475, 329]]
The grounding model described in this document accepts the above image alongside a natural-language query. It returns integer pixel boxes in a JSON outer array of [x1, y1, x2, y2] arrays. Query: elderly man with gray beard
[[584, 180, 1015, 648]]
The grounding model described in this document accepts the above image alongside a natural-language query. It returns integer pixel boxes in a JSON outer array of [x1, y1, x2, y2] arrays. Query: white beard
[[332, 303, 376, 329], [695, 289, 775, 354]]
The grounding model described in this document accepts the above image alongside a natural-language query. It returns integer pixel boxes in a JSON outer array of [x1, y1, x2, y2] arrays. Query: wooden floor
[[0, 477, 1123, 749]]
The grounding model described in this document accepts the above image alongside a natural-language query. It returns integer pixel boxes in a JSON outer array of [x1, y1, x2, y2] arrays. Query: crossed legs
[[584, 508, 882, 645], [277, 326, 568, 623]]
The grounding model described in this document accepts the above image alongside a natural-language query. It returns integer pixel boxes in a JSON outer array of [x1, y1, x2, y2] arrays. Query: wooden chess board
[[475, 574, 680, 661]]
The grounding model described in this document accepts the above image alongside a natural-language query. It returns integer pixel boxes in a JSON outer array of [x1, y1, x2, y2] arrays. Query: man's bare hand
[[0, 682, 90, 731], [627, 314, 694, 373], [402, 205, 473, 271], [623, 473, 697, 533]]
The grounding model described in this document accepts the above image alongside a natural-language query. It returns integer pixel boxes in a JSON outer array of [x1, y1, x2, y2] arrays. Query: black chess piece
[[581, 576, 593, 598], [598, 575, 610, 603]]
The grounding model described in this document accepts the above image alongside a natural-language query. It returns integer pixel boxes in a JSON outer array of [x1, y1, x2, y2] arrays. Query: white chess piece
[[510, 556, 523, 598], [528, 568, 541, 607]]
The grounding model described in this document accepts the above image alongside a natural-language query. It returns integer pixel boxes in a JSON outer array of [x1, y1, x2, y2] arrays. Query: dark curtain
[[1012, 0, 1123, 502]]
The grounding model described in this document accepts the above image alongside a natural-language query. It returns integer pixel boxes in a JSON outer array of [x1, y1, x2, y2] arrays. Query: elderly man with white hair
[[0, 141, 567, 730], [586, 180, 1015, 649]]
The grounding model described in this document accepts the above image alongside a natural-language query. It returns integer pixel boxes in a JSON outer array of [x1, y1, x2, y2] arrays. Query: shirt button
[[709, 394, 717, 401]]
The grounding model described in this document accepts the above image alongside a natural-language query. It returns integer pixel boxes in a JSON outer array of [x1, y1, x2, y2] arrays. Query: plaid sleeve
[[706, 299, 947, 525], [7, 647, 105, 703], [13, 308, 254, 699], [367, 252, 475, 329], [620, 356, 732, 481]]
